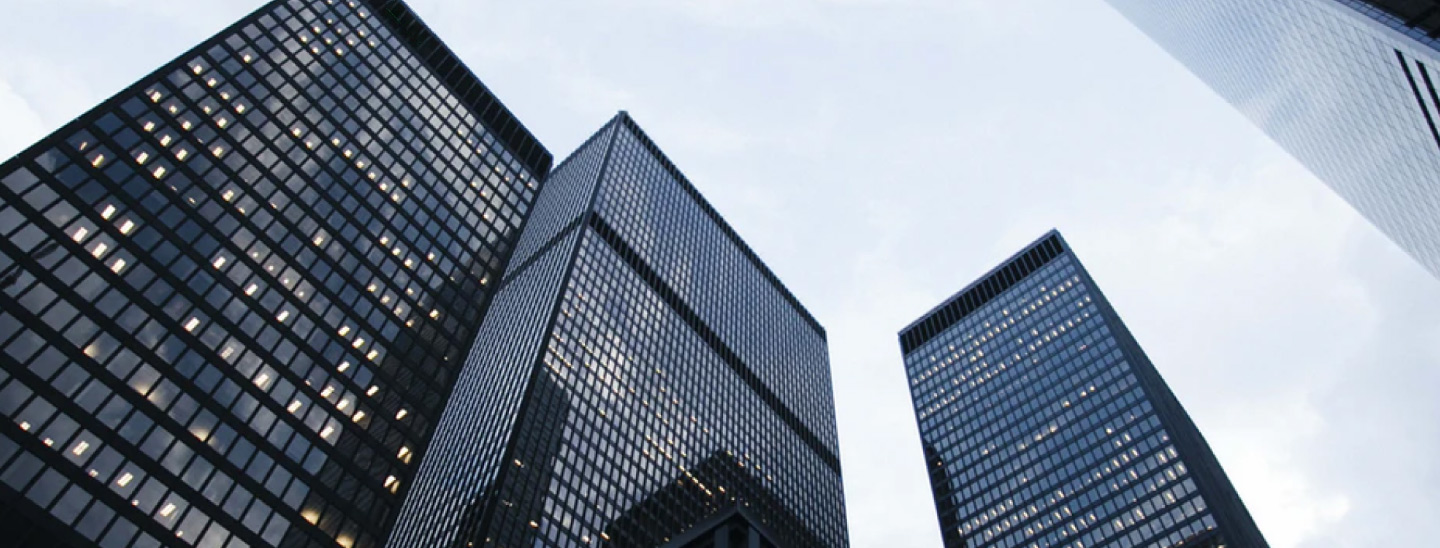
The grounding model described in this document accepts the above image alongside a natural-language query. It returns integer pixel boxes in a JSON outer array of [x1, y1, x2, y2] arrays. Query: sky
[[3, 0, 1439, 546]]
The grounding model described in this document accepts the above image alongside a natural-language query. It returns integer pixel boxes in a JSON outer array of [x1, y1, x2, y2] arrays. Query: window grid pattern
[[506, 124, 615, 269], [481, 232, 840, 548], [386, 118, 616, 548], [906, 255, 1218, 548], [390, 115, 847, 548], [1333, 0, 1440, 51], [387, 226, 580, 548], [593, 121, 838, 458], [1103, 0, 1440, 279], [0, 0, 543, 546]]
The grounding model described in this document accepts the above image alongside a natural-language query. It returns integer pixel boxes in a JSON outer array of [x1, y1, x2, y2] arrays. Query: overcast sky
[[4, 1, 1439, 546]]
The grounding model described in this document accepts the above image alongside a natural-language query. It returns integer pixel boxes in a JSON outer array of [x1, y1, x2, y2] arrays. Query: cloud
[[0, 79, 47, 160], [7, 2, 1440, 548], [1062, 153, 1440, 547]]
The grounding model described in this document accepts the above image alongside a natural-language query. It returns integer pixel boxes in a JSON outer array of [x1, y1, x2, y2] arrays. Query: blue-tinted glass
[[390, 114, 848, 548], [0, 1, 551, 546], [1103, 0, 1440, 279], [900, 232, 1266, 548]]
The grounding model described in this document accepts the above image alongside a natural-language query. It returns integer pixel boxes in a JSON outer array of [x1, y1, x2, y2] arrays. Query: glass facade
[[1334, 0, 1440, 51], [388, 113, 848, 548], [0, 0, 551, 546], [899, 231, 1266, 548], [1101, 0, 1440, 280]]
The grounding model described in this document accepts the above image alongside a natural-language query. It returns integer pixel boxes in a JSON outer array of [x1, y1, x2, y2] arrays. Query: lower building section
[[655, 505, 783, 548]]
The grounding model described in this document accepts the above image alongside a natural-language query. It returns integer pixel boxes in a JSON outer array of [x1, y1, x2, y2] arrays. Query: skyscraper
[[0, 0, 551, 546], [388, 112, 848, 548], [1100, 0, 1440, 279], [898, 231, 1267, 548]]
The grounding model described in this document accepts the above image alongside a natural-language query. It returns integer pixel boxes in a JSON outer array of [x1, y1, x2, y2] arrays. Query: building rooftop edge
[[898, 229, 1066, 353], [610, 111, 828, 339], [363, 0, 553, 176]]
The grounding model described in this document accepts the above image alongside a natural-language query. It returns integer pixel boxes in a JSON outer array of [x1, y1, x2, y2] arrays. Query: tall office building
[[1100, 0, 1440, 279], [0, 0, 551, 546], [387, 112, 848, 548], [899, 231, 1267, 548]]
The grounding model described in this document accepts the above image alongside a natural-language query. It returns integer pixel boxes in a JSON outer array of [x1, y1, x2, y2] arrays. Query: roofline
[[364, 0, 552, 176], [611, 111, 827, 339], [898, 229, 1066, 353], [0, 0, 552, 181]]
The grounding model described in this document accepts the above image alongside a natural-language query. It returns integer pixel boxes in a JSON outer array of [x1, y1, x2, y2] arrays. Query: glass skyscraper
[[899, 231, 1267, 548], [0, 4, 852, 544], [1100, 0, 1440, 279], [0, 0, 551, 546], [388, 112, 848, 548]]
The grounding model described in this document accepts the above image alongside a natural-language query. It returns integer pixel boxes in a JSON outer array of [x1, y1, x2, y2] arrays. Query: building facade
[[387, 113, 848, 548], [0, 0, 551, 546], [898, 231, 1267, 548], [1101, 0, 1440, 279]]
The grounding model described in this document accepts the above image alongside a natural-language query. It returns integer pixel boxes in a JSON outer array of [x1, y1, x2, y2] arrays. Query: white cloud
[[0, 79, 46, 160], [6, 2, 1440, 548]]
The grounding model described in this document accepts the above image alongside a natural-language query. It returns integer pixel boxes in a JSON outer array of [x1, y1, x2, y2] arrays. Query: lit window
[[395, 409, 407, 420], [71, 441, 90, 456], [184, 317, 201, 332], [116, 472, 134, 487]]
